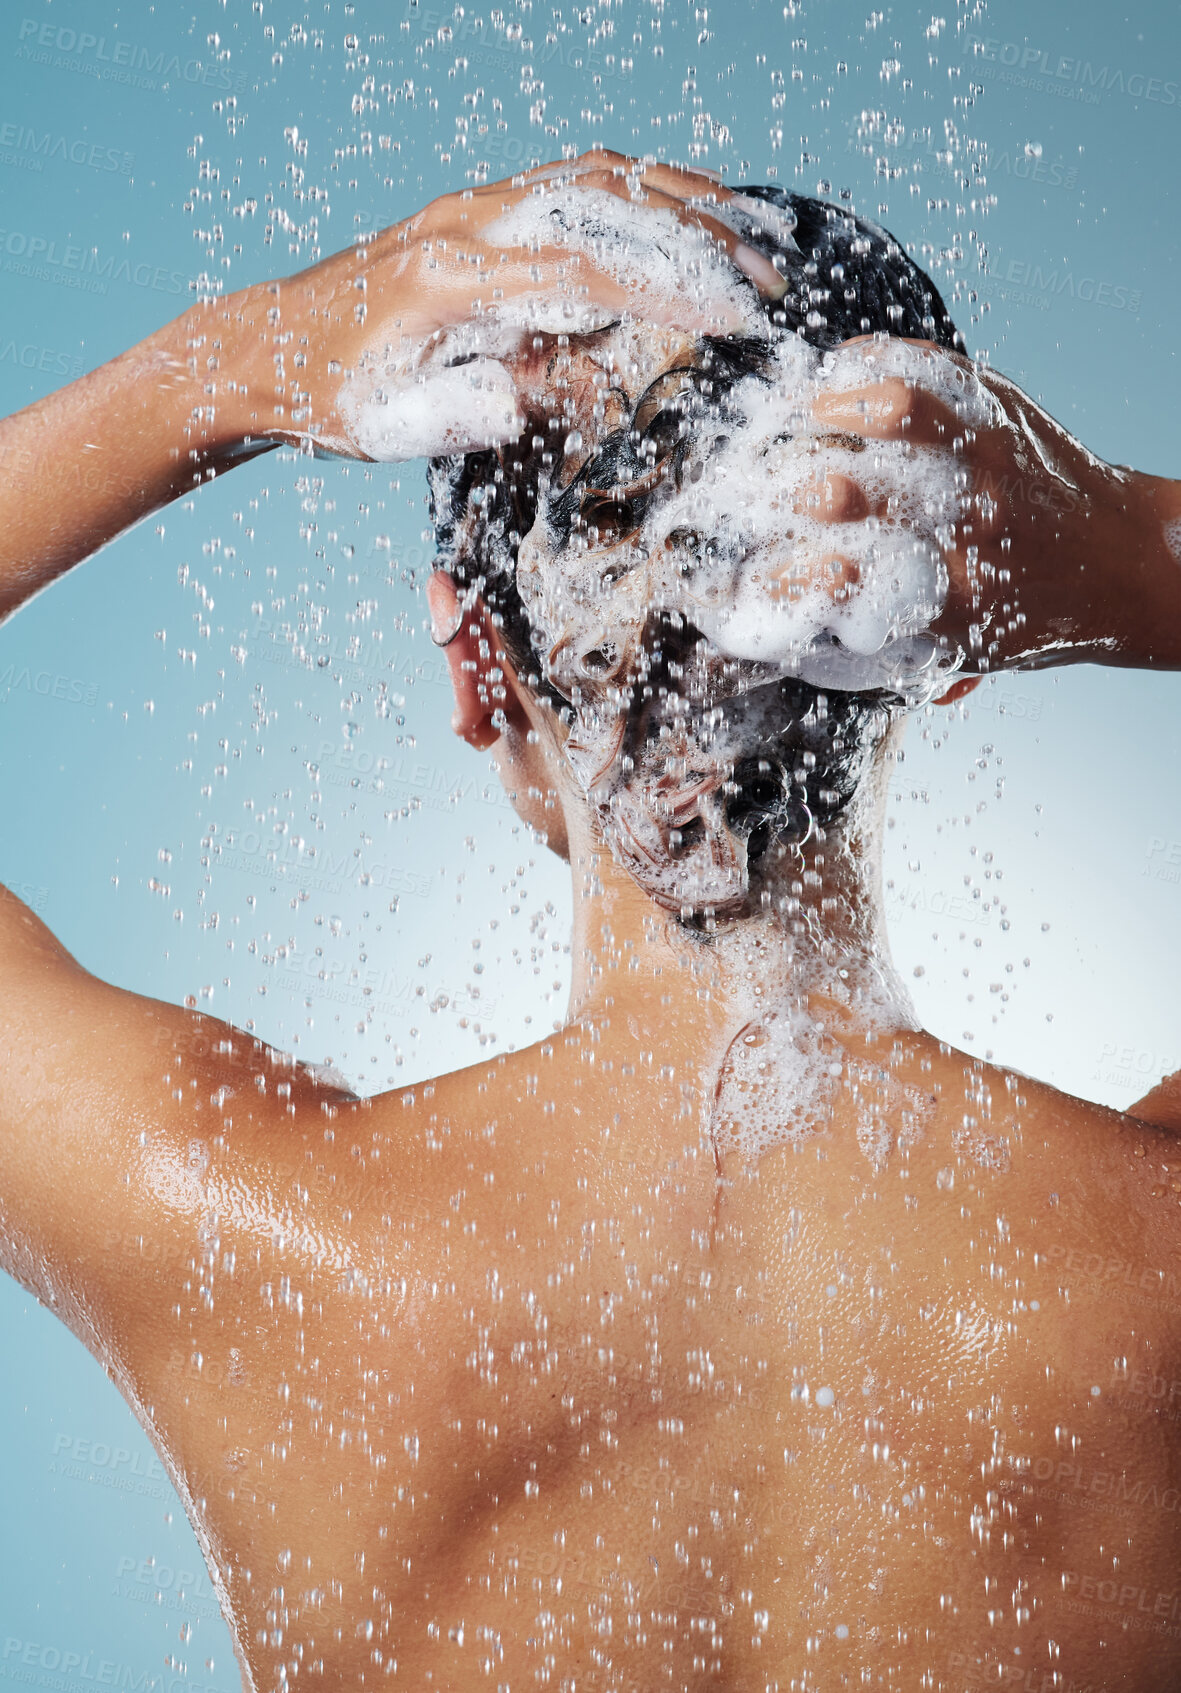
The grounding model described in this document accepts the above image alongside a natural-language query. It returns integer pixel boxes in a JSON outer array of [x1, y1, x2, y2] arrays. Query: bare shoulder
[[811, 1014, 1181, 1298], [917, 1030, 1179, 1190], [0, 880, 357, 1344], [357, 1039, 592, 1205], [897, 1032, 1181, 1320]]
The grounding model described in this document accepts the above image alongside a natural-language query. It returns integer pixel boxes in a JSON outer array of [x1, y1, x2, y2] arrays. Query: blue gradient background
[[0, 0, 1178, 1685]]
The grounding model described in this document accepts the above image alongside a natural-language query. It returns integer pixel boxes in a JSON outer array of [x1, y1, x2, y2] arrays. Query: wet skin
[[3, 900, 1181, 1692], [2, 152, 1181, 1691]]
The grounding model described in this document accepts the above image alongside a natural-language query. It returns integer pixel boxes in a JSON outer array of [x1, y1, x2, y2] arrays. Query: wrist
[[161, 284, 277, 459]]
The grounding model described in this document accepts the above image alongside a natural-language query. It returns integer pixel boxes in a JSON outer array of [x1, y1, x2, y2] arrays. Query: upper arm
[[0, 880, 356, 1346]]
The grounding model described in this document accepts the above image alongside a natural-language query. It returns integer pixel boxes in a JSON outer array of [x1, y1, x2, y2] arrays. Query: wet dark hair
[[426, 189, 961, 881], [738, 185, 962, 352]]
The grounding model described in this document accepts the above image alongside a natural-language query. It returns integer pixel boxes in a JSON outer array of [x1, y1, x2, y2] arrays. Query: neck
[[561, 768, 912, 1080]]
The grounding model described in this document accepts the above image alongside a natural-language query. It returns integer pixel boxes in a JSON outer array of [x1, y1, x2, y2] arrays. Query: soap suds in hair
[[631, 334, 994, 696], [341, 354, 524, 461], [499, 326, 987, 919]]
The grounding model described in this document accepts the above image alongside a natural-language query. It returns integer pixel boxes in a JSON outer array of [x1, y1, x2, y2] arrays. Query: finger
[[621, 183, 785, 298], [509, 157, 619, 190], [812, 370, 966, 445], [485, 248, 634, 322], [661, 160, 725, 183], [835, 332, 976, 368], [410, 241, 732, 339], [508, 149, 633, 189], [813, 338, 993, 444], [485, 244, 746, 335], [805, 469, 874, 526], [547, 175, 784, 300], [505, 165, 721, 221], [488, 160, 737, 242], [468, 166, 783, 299], [406, 247, 634, 334], [470, 189, 769, 329], [410, 178, 771, 334], [620, 158, 731, 196]]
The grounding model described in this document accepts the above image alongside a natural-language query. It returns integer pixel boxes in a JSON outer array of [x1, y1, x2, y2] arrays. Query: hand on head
[[231, 150, 788, 462], [220, 149, 1171, 681], [796, 333, 1154, 677]]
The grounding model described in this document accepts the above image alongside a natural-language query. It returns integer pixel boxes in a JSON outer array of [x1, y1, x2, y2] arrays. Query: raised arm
[[802, 336, 1181, 675], [0, 152, 778, 624], [0, 307, 256, 621], [0, 151, 786, 1360]]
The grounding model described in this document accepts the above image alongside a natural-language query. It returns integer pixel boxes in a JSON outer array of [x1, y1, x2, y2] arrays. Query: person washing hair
[[0, 151, 1180, 1691]]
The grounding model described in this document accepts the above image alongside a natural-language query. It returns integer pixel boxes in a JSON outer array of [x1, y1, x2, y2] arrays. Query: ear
[[933, 674, 982, 707], [426, 571, 506, 753]]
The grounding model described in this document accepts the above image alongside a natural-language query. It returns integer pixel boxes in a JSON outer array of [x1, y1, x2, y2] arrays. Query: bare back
[[87, 1019, 1181, 1693]]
